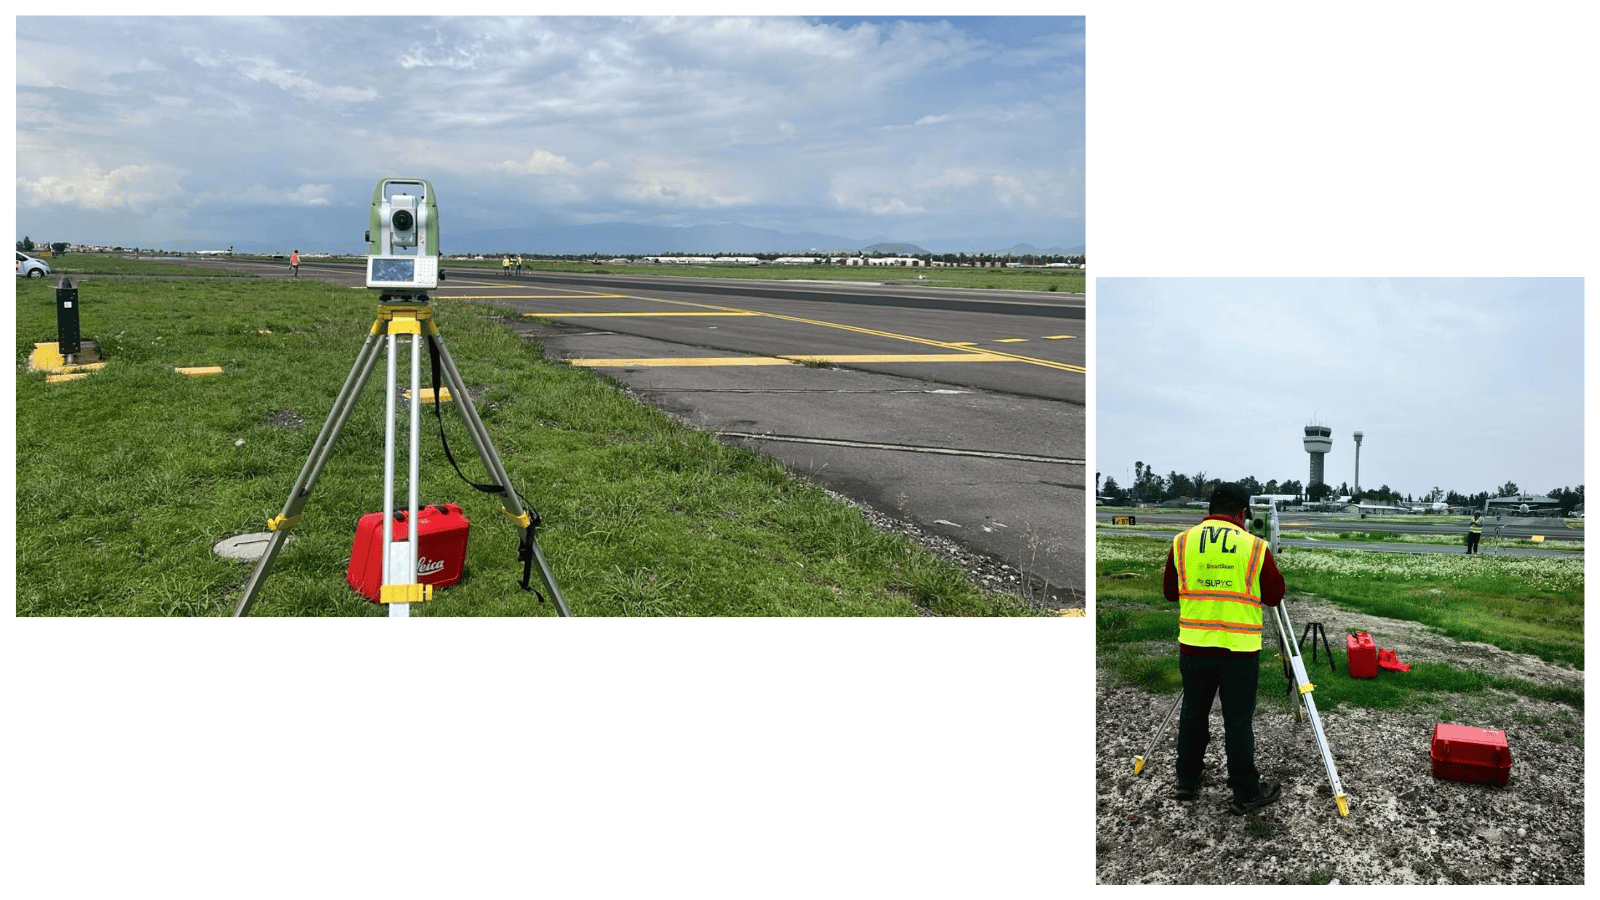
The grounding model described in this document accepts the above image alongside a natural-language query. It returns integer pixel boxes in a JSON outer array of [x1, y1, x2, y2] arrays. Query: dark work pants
[[1176, 652, 1262, 801], [1467, 532, 1480, 553]]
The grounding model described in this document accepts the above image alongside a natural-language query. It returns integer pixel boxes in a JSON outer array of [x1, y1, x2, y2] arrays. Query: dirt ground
[[1095, 595, 1585, 885]]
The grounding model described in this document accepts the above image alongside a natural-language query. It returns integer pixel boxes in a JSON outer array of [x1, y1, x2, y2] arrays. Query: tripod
[[1271, 601, 1347, 816], [232, 296, 569, 617]]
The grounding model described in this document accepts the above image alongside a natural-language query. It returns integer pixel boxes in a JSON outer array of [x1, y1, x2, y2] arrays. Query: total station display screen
[[371, 258, 416, 282]]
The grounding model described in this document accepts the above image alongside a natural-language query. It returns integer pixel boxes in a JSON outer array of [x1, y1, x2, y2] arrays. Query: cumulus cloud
[[16, 163, 184, 210], [914, 114, 953, 126], [496, 149, 580, 176]]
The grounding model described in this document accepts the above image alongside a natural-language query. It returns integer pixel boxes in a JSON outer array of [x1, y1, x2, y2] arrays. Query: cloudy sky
[[14, 15, 1085, 253], [1096, 278, 1585, 501]]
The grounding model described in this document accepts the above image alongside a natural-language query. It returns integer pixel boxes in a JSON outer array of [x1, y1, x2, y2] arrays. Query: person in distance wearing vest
[[1466, 513, 1482, 554], [1163, 482, 1286, 814]]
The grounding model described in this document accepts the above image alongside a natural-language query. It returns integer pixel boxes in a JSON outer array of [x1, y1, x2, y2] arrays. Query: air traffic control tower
[[1304, 424, 1333, 486]]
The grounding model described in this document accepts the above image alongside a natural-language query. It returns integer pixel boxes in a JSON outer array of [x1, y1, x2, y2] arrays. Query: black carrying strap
[[427, 335, 547, 603]]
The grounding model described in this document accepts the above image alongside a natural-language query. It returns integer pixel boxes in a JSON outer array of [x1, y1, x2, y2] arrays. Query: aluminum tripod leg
[[428, 331, 571, 617], [232, 330, 386, 616], [1133, 689, 1182, 775], [1273, 601, 1350, 816]]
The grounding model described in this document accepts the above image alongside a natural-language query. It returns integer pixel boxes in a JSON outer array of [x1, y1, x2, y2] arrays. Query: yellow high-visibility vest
[[1172, 519, 1267, 652], [1469, 520, 1482, 534]]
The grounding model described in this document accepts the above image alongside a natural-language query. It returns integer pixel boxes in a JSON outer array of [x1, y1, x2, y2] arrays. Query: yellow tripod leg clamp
[[1133, 755, 1147, 776], [1335, 793, 1349, 817], [1300, 682, 1316, 694], [267, 513, 300, 531], [380, 583, 434, 604], [503, 507, 532, 528]]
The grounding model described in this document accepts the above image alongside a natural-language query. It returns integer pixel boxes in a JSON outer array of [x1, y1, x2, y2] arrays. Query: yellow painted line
[[523, 311, 759, 317], [570, 357, 796, 368], [994, 338, 1029, 343], [46, 372, 92, 384], [1044, 334, 1077, 340], [175, 366, 224, 376], [618, 297, 1088, 375], [470, 287, 1087, 376]]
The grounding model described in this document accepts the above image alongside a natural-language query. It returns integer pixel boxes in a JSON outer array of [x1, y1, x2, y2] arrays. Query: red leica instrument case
[[347, 503, 470, 601], [1346, 632, 1378, 679], [1430, 723, 1512, 786]]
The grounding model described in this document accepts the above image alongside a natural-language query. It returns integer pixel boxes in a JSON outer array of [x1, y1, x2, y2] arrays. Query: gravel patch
[[1096, 598, 1584, 884]]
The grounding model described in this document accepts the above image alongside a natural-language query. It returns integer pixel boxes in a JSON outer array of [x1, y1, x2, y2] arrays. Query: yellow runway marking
[[1044, 334, 1078, 340], [603, 295, 1088, 375], [450, 284, 1087, 375], [994, 338, 1029, 343]]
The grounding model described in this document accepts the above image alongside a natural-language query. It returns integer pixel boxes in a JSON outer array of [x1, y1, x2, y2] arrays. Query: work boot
[[1227, 779, 1282, 815], [1173, 783, 1200, 802]]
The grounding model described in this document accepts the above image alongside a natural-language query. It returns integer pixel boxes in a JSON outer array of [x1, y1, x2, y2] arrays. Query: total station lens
[[392, 209, 415, 231]]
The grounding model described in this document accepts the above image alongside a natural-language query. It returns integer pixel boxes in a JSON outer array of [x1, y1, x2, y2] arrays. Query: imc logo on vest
[[1198, 525, 1243, 553]]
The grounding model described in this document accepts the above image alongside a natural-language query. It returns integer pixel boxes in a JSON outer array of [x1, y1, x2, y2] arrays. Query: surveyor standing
[[1163, 482, 1286, 814], [289, 249, 300, 277], [502, 255, 512, 276], [1466, 513, 1483, 554]]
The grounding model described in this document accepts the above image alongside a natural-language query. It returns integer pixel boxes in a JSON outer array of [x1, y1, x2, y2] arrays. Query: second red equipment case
[[1430, 723, 1512, 786], [1347, 631, 1378, 679]]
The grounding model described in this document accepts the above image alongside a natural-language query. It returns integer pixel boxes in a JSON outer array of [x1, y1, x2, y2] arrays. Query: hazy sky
[[14, 15, 1085, 251], [1096, 278, 1585, 500]]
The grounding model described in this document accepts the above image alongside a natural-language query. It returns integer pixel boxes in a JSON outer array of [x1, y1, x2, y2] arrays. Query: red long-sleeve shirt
[[1163, 514, 1286, 657]]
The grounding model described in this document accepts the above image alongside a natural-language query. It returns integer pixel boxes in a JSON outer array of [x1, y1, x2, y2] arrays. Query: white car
[[17, 251, 51, 278]]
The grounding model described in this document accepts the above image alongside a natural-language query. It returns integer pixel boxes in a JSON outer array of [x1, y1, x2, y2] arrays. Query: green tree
[[1498, 481, 1520, 498], [19, 236, 34, 251]]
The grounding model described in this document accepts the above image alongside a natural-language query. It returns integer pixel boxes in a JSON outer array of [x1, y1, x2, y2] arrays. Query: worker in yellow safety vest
[[1466, 513, 1482, 554], [502, 255, 512, 276], [515, 255, 523, 276], [1162, 482, 1287, 814]]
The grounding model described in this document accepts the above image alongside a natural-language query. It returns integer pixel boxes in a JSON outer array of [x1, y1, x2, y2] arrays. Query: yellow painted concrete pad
[[404, 387, 453, 402], [1060, 608, 1087, 617], [175, 366, 224, 376]]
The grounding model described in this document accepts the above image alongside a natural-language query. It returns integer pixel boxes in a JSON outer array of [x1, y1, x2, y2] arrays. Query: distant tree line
[[1097, 463, 1584, 513]]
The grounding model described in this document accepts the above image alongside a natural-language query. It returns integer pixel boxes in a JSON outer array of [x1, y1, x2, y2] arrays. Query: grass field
[[15, 275, 1045, 617], [1094, 533, 1584, 714]]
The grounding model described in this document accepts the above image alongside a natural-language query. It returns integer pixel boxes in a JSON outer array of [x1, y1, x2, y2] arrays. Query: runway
[[159, 256, 1087, 608]]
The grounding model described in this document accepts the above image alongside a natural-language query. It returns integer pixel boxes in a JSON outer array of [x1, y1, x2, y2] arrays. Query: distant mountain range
[[147, 220, 1084, 257]]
